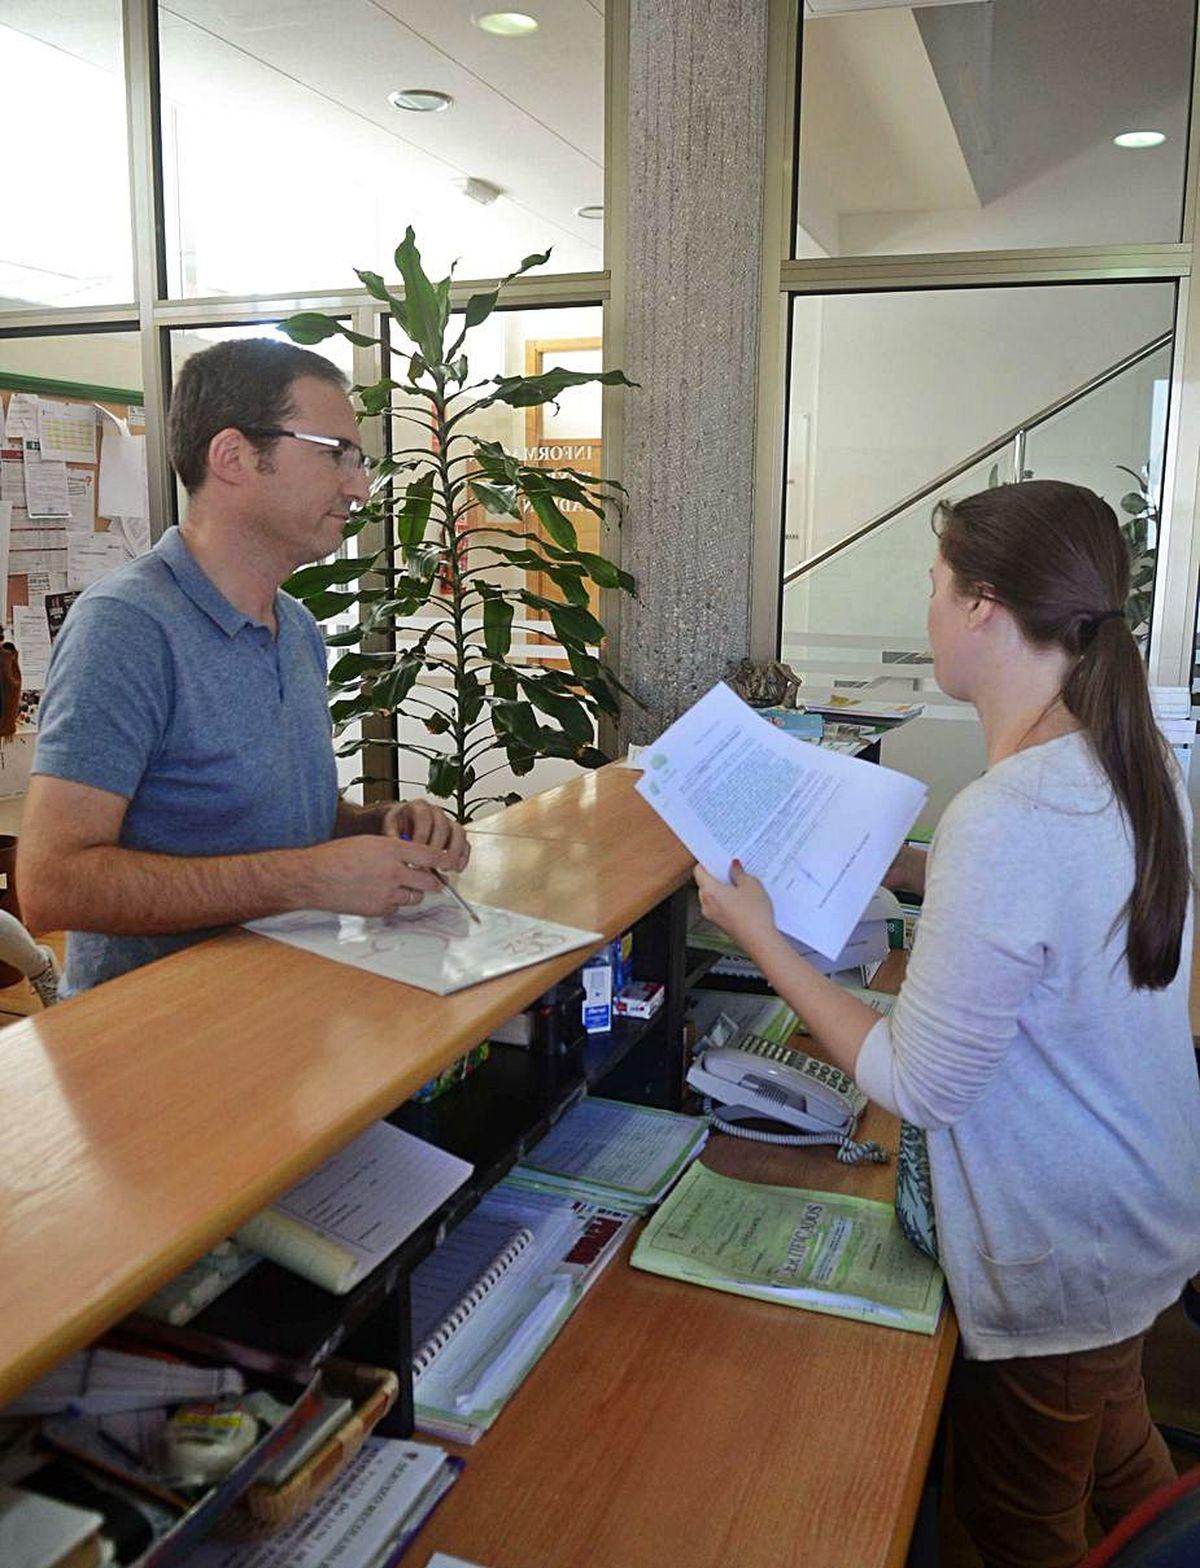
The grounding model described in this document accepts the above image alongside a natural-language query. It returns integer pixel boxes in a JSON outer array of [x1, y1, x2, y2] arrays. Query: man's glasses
[[237, 425, 368, 476]]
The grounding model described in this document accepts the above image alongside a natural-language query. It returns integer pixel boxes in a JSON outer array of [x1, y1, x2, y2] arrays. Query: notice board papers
[[635, 682, 926, 960]]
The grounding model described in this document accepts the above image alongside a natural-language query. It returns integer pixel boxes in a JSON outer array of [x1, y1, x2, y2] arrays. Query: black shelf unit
[[180, 880, 696, 1436]]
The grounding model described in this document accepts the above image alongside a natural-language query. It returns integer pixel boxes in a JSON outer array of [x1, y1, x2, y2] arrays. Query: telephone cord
[[702, 1099, 889, 1165]]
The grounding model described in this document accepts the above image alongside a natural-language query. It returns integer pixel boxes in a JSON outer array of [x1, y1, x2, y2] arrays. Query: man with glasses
[[20, 337, 468, 996]]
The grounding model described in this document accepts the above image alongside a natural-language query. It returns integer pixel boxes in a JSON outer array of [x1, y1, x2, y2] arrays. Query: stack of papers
[[632, 1163, 944, 1335], [637, 684, 925, 962], [689, 887, 900, 978], [178, 1437, 460, 1567], [687, 986, 893, 1060], [411, 1177, 636, 1444], [514, 1096, 708, 1210]]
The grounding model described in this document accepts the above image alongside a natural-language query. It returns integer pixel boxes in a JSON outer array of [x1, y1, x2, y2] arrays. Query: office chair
[[1079, 1466, 1200, 1566], [0, 909, 59, 1007]]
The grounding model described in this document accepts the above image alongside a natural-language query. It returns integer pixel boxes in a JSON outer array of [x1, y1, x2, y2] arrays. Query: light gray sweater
[[856, 732, 1200, 1360]]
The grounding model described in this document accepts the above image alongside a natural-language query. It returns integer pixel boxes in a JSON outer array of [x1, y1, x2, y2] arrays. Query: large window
[[796, 0, 1195, 258], [0, 4, 133, 310], [159, 0, 605, 298]]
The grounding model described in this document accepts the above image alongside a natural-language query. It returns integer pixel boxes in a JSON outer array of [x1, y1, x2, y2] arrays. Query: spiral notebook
[[410, 1177, 637, 1443]]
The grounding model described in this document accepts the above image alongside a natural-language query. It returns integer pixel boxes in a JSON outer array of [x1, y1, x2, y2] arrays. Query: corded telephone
[[686, 1007, 886, 1164], [688, 1032, 866, 1135]]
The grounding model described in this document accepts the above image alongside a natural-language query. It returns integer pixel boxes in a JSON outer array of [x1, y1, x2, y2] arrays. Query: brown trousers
[[949, 1333, 1177, 1568]]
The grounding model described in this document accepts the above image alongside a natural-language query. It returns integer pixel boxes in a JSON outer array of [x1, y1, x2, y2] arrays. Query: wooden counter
[[0, 769, 690, 1407], [0, 766, 955, 1568]]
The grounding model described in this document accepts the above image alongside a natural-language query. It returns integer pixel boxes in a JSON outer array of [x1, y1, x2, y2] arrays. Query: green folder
[[631, 1162, 945, 1335]]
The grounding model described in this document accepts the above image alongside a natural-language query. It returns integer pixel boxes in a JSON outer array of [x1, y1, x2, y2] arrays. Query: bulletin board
[[0, 372, 149, 709]]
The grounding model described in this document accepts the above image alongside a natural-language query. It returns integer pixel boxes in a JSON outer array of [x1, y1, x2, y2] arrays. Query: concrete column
[[618, 0, 770, 742]]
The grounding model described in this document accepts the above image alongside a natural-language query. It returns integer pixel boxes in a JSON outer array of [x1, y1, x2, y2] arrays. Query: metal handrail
[[782, 329, 1172, 586]]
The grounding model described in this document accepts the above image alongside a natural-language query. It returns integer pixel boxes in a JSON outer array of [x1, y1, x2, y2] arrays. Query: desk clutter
[[0, 1095, 711, 1565], [0, 1343, 454, 1568]]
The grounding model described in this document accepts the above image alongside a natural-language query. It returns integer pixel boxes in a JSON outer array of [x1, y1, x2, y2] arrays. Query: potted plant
[[279, 229, 636, 822]]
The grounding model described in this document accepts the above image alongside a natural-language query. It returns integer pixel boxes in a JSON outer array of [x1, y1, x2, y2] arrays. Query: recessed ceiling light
[[575, 204, 604, 220], [387, 88, 453, 113], [472, 11, 539, 36], [1114, 130, 1166, 149]]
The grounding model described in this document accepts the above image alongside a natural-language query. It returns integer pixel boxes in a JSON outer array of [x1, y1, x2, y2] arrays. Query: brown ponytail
[[936, 480, 1190, 989]]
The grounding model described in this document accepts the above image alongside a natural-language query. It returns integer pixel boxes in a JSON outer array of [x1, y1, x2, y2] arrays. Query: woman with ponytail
[[697, 480, 1200, 1568]]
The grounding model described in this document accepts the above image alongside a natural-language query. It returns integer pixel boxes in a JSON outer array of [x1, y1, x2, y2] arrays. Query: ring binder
[[411, 1228, 535, 1377]]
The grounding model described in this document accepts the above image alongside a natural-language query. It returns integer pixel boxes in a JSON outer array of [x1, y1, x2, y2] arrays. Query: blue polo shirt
[[34, 527, 338, 994]]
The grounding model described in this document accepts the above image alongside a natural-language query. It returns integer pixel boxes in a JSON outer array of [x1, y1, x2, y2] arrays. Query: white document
[[114, 514, 150, 556], [12, 606, 51, 691], [97, 404, 148, 517], [3, 392, 39, 440], [66, 468, 97, 533], [36, 399, 97, 462], [0, 450, 25, 506], [0, 500, 10, 623], [636, 682, 926, 961], [21, 442, 70, 519], [247, 891, 601, 996], [236, 1121, 472, 1295], [67, 531, 128, 589], [178, 1438, 457, 1568]]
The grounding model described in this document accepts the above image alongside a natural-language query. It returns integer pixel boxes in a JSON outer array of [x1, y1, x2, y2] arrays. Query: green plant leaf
[[521, 680, 594, 743], [394, 227, 446, 365], [304, 588, 362, 620], [576, 551, 634, 592], [281, 312, 378, 349], [490, 367, 633, 409], [483, 595, 514, 658], [427, 756, 459, 798], [460, 669, 485, 727], [471, 438, 521, 485], [490, 664, 518, 701], [354, 268, 394, 305], [526, 488, 578, 551], [470, 480, 520, 518], [396, 472, 436, 548], [492, 700, 543, 748], [424, 712, 451, 734], [357, 379, 398, 417], [1120, 492, 1147, 515], [371, 656, 423, 710], [543, 599, 605, 647], [285, 556, 375, 597]]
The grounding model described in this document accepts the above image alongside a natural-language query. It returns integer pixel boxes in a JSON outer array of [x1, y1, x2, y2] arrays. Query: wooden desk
[[417, 1112, 953, 1568], [0, 768, 954, 1568]]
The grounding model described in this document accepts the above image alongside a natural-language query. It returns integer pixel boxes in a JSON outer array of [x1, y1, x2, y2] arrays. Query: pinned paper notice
[[66, 468, 96, 533], [37, 400, 97, 463], [114, 515, 150, 557], [97, 405, 148, 518], [12, 605, 51, 691], [0, 500, 11, 622], [67, 532, 127, 590], [22, 441, 70, 520], [3, 392, 39, 440]]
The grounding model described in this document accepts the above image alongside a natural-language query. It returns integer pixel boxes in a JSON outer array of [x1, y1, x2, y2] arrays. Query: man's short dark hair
[[167, 337, 349, 494]]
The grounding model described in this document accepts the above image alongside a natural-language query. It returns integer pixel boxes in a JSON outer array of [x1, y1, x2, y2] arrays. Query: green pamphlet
[[631, 1162, 944, 1335]]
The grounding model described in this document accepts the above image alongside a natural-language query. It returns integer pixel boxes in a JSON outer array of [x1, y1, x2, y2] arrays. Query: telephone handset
[[687, 1017, 886, 1164]]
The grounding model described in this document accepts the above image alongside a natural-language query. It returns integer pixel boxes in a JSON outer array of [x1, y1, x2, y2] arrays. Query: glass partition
[[796, 0, 1194, 259], [159, 0, 605, 298], [0, 4, 133, 310]]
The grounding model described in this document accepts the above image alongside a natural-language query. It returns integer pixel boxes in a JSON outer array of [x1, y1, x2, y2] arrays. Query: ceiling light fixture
[[472, 11, 539, 36], [1113, 130, 1166, 149], [575, 205, 604, 220], [387, 88, 453, 113]]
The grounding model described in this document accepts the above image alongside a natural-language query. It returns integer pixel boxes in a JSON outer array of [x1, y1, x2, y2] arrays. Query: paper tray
[[217, 1360, 398, 1538]]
